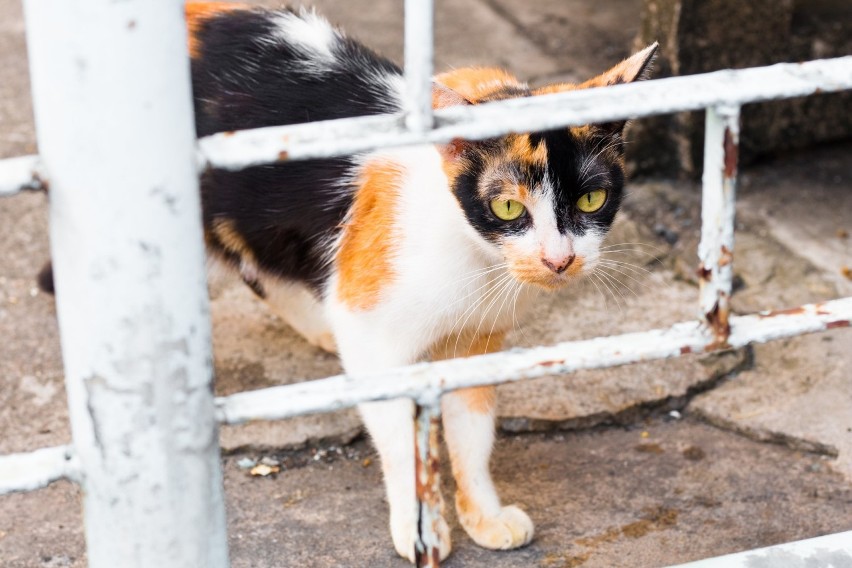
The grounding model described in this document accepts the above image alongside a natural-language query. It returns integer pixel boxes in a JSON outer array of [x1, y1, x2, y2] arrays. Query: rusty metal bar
[[197, 56, 852, 169], [213, 297, 852, 425], [414, 402, 442, 568], [698, 105, 740, 345]]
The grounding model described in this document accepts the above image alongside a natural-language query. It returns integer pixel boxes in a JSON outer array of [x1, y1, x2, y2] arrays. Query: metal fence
[[0, 0, 851, 567]]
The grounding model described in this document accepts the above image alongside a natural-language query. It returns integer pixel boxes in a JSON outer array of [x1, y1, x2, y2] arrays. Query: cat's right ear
[[432, 82, 470, 110], [432, 82, 471, 163]]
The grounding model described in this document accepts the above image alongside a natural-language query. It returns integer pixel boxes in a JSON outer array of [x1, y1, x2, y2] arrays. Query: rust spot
[[759, 306, 806, 318], [538, 359, 565, 368], [696, 264, 712, 281], [704, 301, 730, 348], [30, 171, 50, 192], [723, 127, 738, 178], [827, 320, 850, 330], [127, 19, 136, 30], [680, 346, 692, 355], [575, 507, 679, 549], [718, 245, 732, 267], [841, 266, 852, 281], [222, 130, 236, 137], [278, 150, 289, 161]]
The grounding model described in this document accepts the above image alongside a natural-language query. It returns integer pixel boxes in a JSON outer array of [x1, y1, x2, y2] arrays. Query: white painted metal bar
[[198, 56, 852, 169], [0, 445, 78, 495], [698, 105, 740, 344], [215, 297, 851, 425], [666, 530, 852, 567], [0, 154, 44, 196], [23, 0, 229, 567], [404, 0, 434, 133], [414, 402, 443, 568]]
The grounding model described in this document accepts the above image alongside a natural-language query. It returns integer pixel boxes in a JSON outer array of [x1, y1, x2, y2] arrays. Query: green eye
[[577, 189, 607, 213], [490, 198, 526, 221]]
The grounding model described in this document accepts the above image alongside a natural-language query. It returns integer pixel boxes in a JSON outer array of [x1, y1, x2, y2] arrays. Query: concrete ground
[[1, 0, 851, 567]]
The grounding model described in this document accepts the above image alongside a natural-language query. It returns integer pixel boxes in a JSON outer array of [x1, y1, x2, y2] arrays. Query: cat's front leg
[[359, 399, 451, 562], [434, 334, 535, 551], [333, 320, 451, 563]]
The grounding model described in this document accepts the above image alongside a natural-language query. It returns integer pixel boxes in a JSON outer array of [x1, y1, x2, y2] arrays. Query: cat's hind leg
[[434, 334, 535, 551], [262, 279, 337, 353]]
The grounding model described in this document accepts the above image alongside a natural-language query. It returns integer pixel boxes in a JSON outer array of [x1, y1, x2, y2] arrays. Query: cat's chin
[[511, 272, 579, 291]]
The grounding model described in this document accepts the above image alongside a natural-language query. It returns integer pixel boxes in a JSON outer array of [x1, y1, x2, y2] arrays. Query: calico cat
[[42, 2, 657, 562]]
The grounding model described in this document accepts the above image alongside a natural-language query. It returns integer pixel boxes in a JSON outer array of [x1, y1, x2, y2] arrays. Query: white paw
[[460, 504, 534, 550], [390, 514, 452, 563]]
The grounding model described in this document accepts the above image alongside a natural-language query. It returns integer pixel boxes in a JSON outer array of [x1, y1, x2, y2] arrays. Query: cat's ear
[[432, 82, 472, 163], [581, 43, 659, 89], [581, 42, 658, 136]]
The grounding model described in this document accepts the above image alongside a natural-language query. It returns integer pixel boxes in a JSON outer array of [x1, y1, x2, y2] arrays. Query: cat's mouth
[[509, 258, 587, 290]]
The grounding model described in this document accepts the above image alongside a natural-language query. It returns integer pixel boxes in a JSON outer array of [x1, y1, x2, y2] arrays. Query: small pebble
[[236, 457, 256, 470], [668, 410, 682, 420]]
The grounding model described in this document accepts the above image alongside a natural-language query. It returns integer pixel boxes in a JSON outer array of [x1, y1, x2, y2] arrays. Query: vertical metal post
[[414, 402, 442, 568], [404, 0, 434, 133], [23, 2, 229, 567], [698, 105, 740, 346]]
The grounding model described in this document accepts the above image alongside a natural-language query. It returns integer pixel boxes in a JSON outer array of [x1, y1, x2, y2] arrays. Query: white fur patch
[[268, 10, 340, 66]]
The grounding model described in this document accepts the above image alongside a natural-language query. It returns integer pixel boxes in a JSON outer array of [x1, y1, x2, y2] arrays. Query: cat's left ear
[[432, 82, 472, 163], [581, 42, 659, 89], [581, 42, 658, 136]]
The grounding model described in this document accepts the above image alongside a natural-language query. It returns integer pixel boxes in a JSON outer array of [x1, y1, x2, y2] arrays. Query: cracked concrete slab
[[688, 144, 852, 481]]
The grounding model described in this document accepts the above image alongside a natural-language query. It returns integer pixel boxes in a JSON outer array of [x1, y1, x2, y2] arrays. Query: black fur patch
[[192, 8, 403, 293], [452, 128, 625, 242]]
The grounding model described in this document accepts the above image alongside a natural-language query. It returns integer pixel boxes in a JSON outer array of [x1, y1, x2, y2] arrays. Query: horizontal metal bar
[[0, 154, 45, 196], [666, 529, 852, 567], [215, 297, 852, 424], [198, 56, 852, 169], [0, 445, 78, 495]]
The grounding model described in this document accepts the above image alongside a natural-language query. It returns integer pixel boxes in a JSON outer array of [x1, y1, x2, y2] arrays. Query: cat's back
[[188, 2, 404, 135], [187, 3, 407, 292]]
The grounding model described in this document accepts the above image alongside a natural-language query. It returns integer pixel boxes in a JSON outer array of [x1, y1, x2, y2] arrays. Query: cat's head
[[434, 44, 657, 290]]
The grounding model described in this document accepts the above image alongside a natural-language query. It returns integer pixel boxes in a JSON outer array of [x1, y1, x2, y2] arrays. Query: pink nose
[[541, 254, 575, 274]]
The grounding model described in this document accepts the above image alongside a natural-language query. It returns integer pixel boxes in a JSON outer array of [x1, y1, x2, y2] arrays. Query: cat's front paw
[[390, 514, 452, 563], [459, 504, 534, 550]]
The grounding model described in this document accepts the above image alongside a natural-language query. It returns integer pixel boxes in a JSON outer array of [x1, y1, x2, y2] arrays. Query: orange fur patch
[[531, 82, 576, 96], [185, 2, 248, 59], [508, 134, 548, 168], [431, 333, 503, 414], [434, 68, 523, 103], [335, 160, 405, 310], [211, 217, 252, 258]]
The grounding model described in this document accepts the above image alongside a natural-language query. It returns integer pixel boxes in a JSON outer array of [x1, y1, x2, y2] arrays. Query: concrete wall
[[630, 0, 852, 176]]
